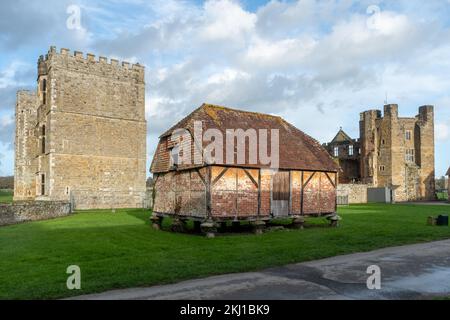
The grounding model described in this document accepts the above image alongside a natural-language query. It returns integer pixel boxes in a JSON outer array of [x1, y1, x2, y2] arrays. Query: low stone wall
[[337, 184, 369, 204], [143, 187, 154, 209], [0, 201, 72, 227]]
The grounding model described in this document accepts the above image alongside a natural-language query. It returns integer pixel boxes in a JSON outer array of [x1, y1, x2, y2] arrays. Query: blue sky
[[0, 0, 449, 177]]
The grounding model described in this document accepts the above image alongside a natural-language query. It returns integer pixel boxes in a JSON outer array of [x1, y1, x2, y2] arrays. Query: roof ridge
[[201, 103, 283, 120]]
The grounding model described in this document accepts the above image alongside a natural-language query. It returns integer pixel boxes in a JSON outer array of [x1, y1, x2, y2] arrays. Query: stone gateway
[[14, 47, 147, 209]]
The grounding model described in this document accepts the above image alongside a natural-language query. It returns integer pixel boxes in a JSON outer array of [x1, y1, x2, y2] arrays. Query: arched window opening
[[41, 125, 46, 154], [41, 79, 47, 105]]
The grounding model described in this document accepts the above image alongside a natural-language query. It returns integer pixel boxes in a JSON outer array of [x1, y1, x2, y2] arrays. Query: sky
[[0, 0, 449, 177]]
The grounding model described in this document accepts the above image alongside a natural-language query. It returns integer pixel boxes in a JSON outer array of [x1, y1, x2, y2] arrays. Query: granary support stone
[[292, 216, 306, 229], [251, 220, 267, 235], [171, 217, 186, 233], [151, 215, 163, 231], [201, 220, 217, 238]]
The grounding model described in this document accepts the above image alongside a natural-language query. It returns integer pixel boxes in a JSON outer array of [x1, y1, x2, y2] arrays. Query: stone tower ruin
[[359, 104, 435, 202], [14, 46, 147, 209], [324, 104, 435, 202]]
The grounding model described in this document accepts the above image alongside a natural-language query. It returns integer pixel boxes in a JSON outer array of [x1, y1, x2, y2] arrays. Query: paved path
[[72, 240, 450, 300]]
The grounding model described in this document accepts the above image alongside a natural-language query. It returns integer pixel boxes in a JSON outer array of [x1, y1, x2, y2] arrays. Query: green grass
[[0, 204, 449, 300], [0, 189, 13, 204], [437, 192, 449, 201], [0, 189, 13, 203]]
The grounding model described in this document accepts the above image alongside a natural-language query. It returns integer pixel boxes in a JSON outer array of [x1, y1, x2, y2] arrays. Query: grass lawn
[[0, 203, 450, 299], [0, 190, 13, 204], [437, 192, 448, 201]]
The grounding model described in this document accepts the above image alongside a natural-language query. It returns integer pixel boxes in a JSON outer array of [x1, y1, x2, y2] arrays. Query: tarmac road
[[72, 239, 450, 300]]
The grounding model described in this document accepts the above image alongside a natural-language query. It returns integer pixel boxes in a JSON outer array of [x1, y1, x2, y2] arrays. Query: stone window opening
[[41, 79, 47, 105], [333, 146, 339, 157], [349, 145, 354, 156], [405, 130, 412, 141], [379, 165, 385, 172], [405, 149, 415, 163], [40, 174, 46, 196], [41, 125, 46, 154]]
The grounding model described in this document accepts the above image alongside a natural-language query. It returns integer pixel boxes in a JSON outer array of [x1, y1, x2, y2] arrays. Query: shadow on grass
[[125, 209, 152, 225], [152, 216, 332, 237]]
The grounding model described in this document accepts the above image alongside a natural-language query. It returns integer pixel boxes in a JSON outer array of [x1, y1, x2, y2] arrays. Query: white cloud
[[436, 122, 450, 142], [0, 61, 32, 89], [206, 68, 250, 85], [1, 0, 450, 176], [200, 0, 256, 42]]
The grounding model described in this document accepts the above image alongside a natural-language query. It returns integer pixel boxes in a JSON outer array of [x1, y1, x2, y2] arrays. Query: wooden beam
[[289, 171, 292, 216], [324, 172, 336, 188], [303, 171, 316, 188], [195, 168, 207, 186], [318, 172, 322, 215], [206, 166, 212, 219], [243, 169, 259, 189], [300, 171, 304, 215], [212, 167, 229, 187], [235, 168, 238, 218], [257, 169, 261, 217]]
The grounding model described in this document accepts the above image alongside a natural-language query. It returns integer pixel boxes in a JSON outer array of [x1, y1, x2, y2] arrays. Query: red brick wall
[[154, 167, 336, 219], [320, 172, 336, 214], [211, 167, 237, 218], [153, 168, 207, 218], [260, 170, 271, 216], [291, 171, 302, 215], [237, 169, 259, 217], [303, 171, 336, 215], [211, 167, 263, 219]]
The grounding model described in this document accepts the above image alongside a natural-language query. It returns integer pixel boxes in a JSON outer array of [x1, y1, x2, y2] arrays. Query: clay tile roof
[[152, 104, 338, 173]]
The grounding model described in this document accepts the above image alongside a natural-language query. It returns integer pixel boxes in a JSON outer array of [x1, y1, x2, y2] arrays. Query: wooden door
[[272, 171, 290, 217]]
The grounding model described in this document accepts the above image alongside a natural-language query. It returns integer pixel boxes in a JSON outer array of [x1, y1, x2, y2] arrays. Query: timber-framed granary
[[150, 104, 339, 236]]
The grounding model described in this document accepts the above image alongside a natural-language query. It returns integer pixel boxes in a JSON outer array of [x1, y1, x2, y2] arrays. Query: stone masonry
[[14, 47, 147, 209], [325, 104, 435, 202], [0, 201, 71, 227], [360, 105, 435, 202]]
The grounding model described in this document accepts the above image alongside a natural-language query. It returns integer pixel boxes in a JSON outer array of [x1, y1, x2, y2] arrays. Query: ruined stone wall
[[16, 47, 147, 209], [359, 110, 381, 185], [14, 91, 38, 200], [0, 201, 71, 226], [359, 105, 435, 202], [416, 106, 435, 200], [337, 184, 368, 204]]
